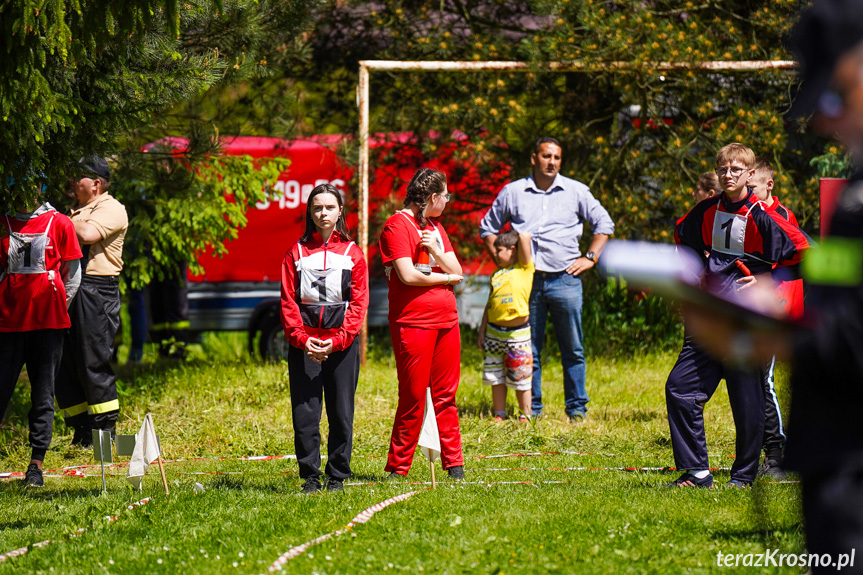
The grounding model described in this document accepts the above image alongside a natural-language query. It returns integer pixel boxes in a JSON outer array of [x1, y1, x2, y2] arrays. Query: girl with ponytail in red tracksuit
[[280, 183, 369, 494], [379, 168, 466, 481]]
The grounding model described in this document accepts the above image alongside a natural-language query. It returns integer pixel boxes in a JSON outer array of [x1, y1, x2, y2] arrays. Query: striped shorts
[[482, 323, 533, 390]]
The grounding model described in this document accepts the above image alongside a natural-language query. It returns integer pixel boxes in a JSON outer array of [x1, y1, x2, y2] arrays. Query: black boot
[[71, 426, 93, 448]]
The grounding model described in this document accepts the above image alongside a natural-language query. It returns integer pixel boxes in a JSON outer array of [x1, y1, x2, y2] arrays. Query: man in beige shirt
[[56, 156, 128, 446]]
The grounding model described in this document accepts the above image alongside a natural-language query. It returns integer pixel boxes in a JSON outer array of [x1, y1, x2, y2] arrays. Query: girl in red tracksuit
[[280, 183, 369, 494], [379, 167, 466, 480]]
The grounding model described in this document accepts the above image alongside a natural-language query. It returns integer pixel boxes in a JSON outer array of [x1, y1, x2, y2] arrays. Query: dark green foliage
[[0, 1, 220, 207], [280, 0, 833, 350], [0, 0, 318, 285], [113, 134, 290, 287], [582, 275, 683, 357], [810, 143, 855, 179]]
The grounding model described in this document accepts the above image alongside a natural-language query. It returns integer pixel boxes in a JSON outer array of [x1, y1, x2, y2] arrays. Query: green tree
[[280, 0, 826, 352], [0, 1, 317, 285], [287, 0, 824, 235]]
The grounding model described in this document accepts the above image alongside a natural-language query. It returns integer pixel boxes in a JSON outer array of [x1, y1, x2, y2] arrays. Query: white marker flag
[[126, 414, 161, 491], [417, 388, 440, 462]]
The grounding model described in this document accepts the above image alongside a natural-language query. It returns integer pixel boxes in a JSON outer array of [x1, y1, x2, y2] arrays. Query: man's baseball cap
[[78, 155, 111, 180], [788, 0, 863, 118]]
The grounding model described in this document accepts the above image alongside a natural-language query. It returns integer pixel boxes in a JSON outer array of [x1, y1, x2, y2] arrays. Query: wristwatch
[[585, 251, 596, 262]]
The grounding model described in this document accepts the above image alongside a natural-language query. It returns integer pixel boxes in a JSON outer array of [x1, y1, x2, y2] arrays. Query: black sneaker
[[299, 477, 322, 494], [662, 472, 713, 488], [71, 427, 92, 448], [24, 464, 44, 487], [757, 459, 787, 480], [382, 471, 406, 482], [727, 479, 752, 488], [447, 466, 465, 481], [326, 477, 344, 492]]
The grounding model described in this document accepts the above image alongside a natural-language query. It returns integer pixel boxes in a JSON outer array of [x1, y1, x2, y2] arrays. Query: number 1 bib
[[5, 213, 55, 274], [711, 210, 747, 256]]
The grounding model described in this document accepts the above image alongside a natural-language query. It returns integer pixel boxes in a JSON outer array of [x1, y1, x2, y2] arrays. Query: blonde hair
[[715, 143, 755, 169], [753, 156, 774, 180]]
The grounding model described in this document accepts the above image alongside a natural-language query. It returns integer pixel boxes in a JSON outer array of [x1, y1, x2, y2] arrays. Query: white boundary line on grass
[[0, 497, 151, 564], [266, 490, 419, 572]]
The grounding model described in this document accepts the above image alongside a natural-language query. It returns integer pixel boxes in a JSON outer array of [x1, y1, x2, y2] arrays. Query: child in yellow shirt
[[478, 231, 534, 421]]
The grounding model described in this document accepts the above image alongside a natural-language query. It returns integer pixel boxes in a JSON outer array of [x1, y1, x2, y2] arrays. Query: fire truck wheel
[[258, 313, 290, 362]]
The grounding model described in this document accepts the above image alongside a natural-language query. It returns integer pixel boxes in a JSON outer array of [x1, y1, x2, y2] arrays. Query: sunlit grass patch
[[0, 337, 803, 574]]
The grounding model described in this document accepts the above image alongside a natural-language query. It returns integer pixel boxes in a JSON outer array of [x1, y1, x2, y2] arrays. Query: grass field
[[0, 329, 805, 574]]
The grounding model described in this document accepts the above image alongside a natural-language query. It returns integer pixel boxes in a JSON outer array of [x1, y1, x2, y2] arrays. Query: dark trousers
[[802, 458, 863, 574], [55, 275, 121, 430], [150, 264, 190, 358], [126, 285, 148, 361], [666, 336, 765, 483], [287, 337, 359, 480], [0, 329, 64, 461], [761, 357, 786, 460]]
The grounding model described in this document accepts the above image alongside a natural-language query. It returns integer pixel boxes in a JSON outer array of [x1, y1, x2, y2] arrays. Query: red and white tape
[[0, 497, 151, 564], [267, 491, 419, 572], [0, 451, 734, 479]]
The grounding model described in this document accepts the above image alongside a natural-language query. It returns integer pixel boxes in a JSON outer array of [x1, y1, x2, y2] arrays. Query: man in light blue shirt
[[479, 137, 615, 420]]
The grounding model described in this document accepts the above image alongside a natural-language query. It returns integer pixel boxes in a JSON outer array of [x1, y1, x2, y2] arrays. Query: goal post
[[355, 59, 798, 363]]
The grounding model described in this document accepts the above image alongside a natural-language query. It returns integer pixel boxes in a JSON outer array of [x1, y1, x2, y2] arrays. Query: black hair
[[533, 137, 563, 155], [402, 167, 447, 228], [493, 230, 519, 249], [300, 183, 351, 243]]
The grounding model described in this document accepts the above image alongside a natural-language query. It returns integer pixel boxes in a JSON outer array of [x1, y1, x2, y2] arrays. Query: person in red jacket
[[747, 156, 807, 480], [1, 193, 82, 487], [665, 143, 810, 489], [379, 167, 466, 481], [280, 183, 369, 494]]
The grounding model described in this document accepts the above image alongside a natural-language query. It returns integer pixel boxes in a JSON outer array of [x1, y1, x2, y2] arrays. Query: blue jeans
[[529, 271, 586, 416]]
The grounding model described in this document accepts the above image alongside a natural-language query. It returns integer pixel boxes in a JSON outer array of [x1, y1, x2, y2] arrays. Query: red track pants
[[386, 323, 464, 474]]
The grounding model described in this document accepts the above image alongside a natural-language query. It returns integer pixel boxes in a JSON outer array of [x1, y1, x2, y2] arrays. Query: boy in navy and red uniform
[[0, 192, 82, 487], [664, 143, 810, 488], [747, 157, 807, 480]]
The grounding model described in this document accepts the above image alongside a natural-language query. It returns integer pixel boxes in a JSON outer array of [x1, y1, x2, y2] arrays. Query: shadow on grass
[[351, 474, 382, 482], [457, 401, 494, 418], [591, 407, 664, 422], [0, 483, 119, 501], [710, 522, 804, 544], [207, 474, 299, 495]]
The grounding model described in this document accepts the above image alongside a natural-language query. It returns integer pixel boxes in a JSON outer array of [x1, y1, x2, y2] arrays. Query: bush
[[582, 275, 682, 357]]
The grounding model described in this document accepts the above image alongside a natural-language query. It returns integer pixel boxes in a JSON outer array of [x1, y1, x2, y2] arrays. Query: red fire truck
[[176, 134, 507, 358]]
